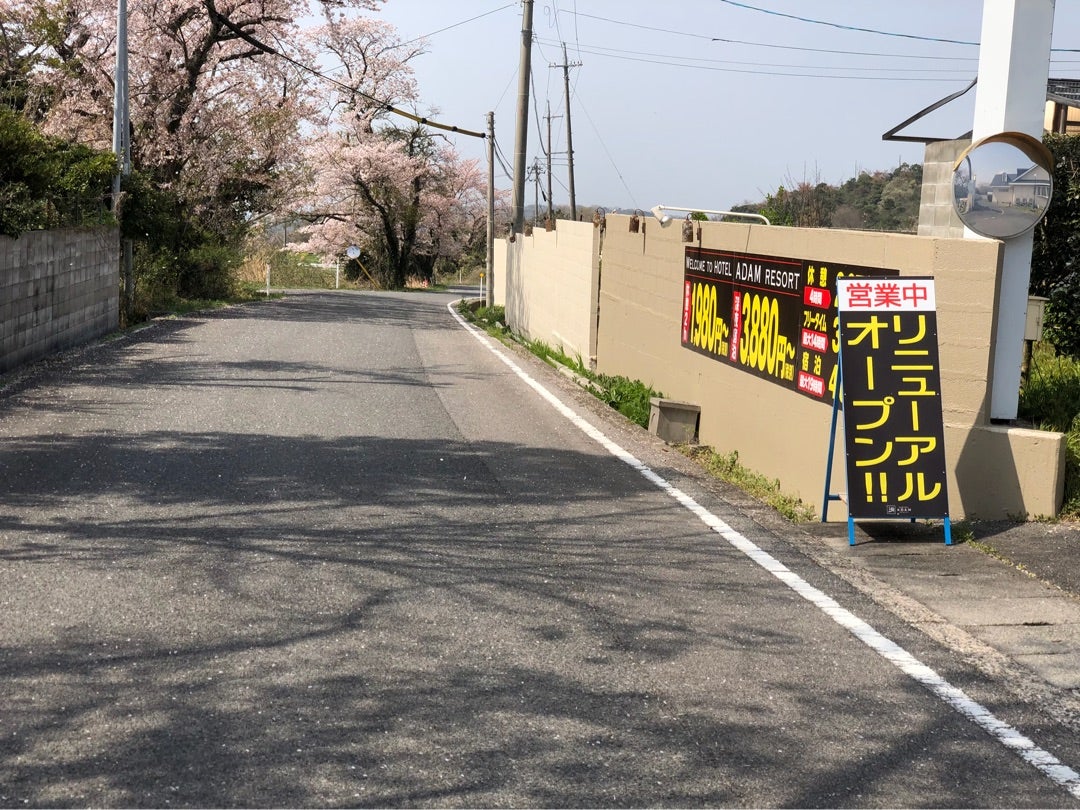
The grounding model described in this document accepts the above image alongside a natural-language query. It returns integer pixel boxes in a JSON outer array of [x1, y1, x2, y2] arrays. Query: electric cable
[[492, 137, 514, 177], [551, 46, 972, 82], [392, 4, 516, 50], [713, 0, 978, 46], [562, 8, 1079, 55], [534, 36, 974, 75], [572, 93, 638, 210]]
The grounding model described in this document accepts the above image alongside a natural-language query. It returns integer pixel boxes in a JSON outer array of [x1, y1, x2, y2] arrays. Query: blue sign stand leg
[[821, 363, 844, 523]]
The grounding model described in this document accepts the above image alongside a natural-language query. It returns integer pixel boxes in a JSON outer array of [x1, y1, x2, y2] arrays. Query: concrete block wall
[[500, 220, 599, 364], [497, 214, 1066, 520], [918, 139, 969, 238], [0, 227, 120, 374]]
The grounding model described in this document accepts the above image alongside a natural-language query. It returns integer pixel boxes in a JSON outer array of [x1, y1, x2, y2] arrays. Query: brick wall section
[[0, 227, 120, 374]]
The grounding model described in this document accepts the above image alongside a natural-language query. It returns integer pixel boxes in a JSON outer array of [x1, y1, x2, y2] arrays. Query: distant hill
[[731, 163, 923, 233]]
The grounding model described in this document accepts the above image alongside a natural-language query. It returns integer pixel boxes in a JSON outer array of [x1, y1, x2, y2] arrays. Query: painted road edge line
[[448, 300, 1080, 799]]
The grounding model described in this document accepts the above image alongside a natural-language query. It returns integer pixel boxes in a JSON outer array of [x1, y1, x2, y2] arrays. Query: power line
[[714, 0, 979, 46], [544, 0, 564, 43], [534, 36, 974, 75], [708, 36, 975, 62], [393, 3, 516, 49], [529, 68, 546, 155], [492, 137, 514, 177], [573, 93, 638, 209], [551, 46, 974, 82], [562, 8, 1080, 55]]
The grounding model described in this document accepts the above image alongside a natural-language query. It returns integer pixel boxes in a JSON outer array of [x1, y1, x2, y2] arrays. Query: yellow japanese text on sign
[[836, 277, 949, 520]]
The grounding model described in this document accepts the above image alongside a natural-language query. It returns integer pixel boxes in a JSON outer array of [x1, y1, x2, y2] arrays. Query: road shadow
[[0, 293, 1071, 807]]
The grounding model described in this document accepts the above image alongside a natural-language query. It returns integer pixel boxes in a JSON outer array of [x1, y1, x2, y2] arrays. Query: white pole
[[265, 262, 270, 296], [486, 111, 496, 307], [335, 258, 340, 289], [111, 0, 127, 206], [970, 0, 1055, 421]]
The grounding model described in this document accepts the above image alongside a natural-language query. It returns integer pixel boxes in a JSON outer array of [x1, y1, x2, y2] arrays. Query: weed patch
[[679, 445, 816, 523]]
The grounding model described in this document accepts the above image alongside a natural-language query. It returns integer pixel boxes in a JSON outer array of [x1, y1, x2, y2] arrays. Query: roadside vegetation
[[679, 446, 817, 523], [459, 301, 661, 430], [1019, 342, 1080, 518], [3, 0, 490, 324]]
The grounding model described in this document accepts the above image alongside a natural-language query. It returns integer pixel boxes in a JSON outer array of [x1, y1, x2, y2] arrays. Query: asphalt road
[[0, 290, 1077, 807]]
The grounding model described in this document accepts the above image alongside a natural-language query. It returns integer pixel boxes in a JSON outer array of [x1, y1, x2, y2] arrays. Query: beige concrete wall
[[590, 214, 1063, 520], [493, 237, 507, 306], [501, 220, 599, 363]]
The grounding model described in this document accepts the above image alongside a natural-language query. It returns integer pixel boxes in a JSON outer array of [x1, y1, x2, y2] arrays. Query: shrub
[[1018, 342, 1080, 516], [0, 107, 115, 236], [1032, 134, 1080, 357]]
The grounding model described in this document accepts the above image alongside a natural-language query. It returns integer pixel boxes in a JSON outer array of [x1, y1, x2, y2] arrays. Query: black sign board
[[681, 247, 898, 403], [836, 277, 949, 520]]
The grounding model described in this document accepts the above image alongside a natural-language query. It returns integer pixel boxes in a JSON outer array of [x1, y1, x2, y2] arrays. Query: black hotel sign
[[836, 277, 949, 520], [680, 247, 897, 403]]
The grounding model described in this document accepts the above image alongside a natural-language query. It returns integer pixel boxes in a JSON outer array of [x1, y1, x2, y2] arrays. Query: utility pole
[[486, 111, 495, 307], [527, 159, 542, 226], [545, 100, 554, 227], [111, 0, 129, 207], [554, 42, 581, 220], [111, 0, 133, 325], [510, 0, 534, 234]]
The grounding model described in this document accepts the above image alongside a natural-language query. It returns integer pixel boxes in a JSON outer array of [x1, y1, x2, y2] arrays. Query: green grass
[[679, 446, 816, 523]]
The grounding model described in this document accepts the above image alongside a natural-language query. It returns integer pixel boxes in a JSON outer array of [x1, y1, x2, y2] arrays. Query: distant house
[[986, 166, 1052, 209]]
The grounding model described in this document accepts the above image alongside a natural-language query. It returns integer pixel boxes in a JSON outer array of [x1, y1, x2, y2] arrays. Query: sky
[[360, 1, 1080, 212]]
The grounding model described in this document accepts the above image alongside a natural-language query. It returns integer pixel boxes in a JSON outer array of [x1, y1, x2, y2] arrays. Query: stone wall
[[0, 227, 120, 374]]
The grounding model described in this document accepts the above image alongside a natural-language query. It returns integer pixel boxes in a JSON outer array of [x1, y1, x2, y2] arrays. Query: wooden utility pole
[[527, 159, 542, 226], [556, 43, 581, 220], [510, 0, 534, 234]]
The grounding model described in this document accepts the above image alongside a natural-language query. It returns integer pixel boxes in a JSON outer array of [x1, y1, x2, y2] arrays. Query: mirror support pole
[[970, 0, 1055, 422]]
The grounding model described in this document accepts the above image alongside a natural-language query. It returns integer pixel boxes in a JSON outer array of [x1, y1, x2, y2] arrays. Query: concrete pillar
[[970, 0, 1055, 420]]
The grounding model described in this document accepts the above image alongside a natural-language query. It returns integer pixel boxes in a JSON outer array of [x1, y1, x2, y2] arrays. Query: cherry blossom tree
[[2, 0, 488, 294], [0, 0, 382, 300], [293, 16, 487, 288]]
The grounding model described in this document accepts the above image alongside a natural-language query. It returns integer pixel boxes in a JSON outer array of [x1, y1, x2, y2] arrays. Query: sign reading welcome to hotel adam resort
[[680, 247, 897, 403]]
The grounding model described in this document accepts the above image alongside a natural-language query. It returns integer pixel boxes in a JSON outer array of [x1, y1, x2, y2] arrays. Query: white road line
[[448, 301, 1080, 799]]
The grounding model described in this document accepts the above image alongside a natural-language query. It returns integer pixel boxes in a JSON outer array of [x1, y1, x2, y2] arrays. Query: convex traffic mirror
[[952, 132, 1054, 239]]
